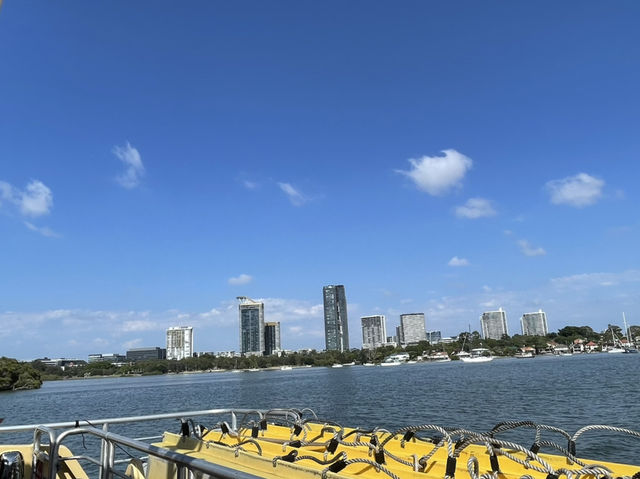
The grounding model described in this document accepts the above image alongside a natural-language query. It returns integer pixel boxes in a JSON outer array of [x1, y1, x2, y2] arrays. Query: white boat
[[330, 363, 343, 368], [280, 366, 292, 370], [514, 349, 535, 359], [380, 360, 402, 367], [362, 362, 376, 366], [424, 351, 451, 362], [460, 348, 494, 363]]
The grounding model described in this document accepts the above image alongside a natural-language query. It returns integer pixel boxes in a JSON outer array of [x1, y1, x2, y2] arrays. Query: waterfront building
[[520, 310, 548, 336], [399, 313, 427, 345], [361, 315, 387, 349], [166, 326, 194, 360], [238, 296, 265, 356], [126, 347, 167, 362], [88, 353, 126, 363], [264, 321, 281, 355], [323, 285, 350, 352], [426, 330, 442, 344], [480, 308, 509, 340]]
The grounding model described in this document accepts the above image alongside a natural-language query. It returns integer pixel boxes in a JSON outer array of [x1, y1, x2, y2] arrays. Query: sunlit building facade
[[166, 326, 193, 360], [480, 308, 509, 340], [399, 313, 427, 345], [361, 315, 387, 349], [521, 310, 548, 336]]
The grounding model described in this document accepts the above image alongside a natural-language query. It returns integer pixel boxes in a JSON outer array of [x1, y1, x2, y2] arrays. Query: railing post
[[100, 423, 110, 479], [231, 412, 237, 431]]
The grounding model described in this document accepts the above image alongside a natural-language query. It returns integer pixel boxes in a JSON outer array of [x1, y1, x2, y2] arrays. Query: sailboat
[[623, 312, 638, 353], [607, 323, 625, 353]]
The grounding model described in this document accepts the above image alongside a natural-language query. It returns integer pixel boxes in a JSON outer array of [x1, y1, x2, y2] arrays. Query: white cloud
[[121, 320, 158, 332], [228, 274, 253, 286], [278, 182, 307, 206], [517, 239, 546, 257], [0, 179, 53, 217], [20, 180, 53, 216], [113, 142, 145, 189], [123, 338, 142, 349], [550, 270, 640, 291], [455, 198, 496, 219], [448, 256, 470, 267], [243, 180, 258, 190], [396, 149, 472, 196], [24, 221, 60, 238], [546, 173, 604, 207]]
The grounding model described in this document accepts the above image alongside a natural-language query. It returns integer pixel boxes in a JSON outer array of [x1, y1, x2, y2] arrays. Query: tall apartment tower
[[521, 310, 548, 336], [480, 308, 509, 340], [361, 315, 387, 350], [264, 321, 281, 355], [399, 313, 427, 345], [166, 326, 193, 360], [238, 296, 265, 356], [323, 285, 349, 352]]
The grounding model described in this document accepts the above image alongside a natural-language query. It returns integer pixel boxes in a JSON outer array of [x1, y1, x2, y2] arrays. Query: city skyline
[[2, 2, 640, 360]]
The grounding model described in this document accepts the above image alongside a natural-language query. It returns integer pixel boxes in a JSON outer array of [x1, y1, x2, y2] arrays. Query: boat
[[459, 348, 494, 363], [330, 363, 343, 368], [279, 365, 292, 371], [514, 348, 535, 359], [379, 360, 402, 366], [1, 407, 639, 479], [424, 351, 451, 362], [622, 312, 638, 353], [362, 362, 376, 366]]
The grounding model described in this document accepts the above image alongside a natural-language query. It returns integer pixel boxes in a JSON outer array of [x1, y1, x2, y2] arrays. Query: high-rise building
[[166, 326, 193, 360], [264, 321, 281, 355], [480, 308, 509, 340], [521, 310, 548, 336], [323, 285, 350, 352], [238, 297, 265, 356], [361, 315, 387, 350], [399, 313, 427, 345]]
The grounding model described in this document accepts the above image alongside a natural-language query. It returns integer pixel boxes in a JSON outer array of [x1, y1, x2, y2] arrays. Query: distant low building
[[126, 347, 167, 362], [88, 353, 126, 364], [36, 358, 86, 370], [426, 330, 442, 344]]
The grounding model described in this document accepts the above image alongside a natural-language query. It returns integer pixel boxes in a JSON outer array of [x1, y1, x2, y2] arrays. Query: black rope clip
[[445, 456, 457, 478], [281, 450, 298, 463], [293, 424, 303, 436], [327, 438, 339, 454], [374, 449, 386, 465], [328, 460, 347, 473]]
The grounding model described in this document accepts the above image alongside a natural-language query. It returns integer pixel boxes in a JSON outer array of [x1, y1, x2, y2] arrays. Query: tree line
[[4, 323, 637, 386]]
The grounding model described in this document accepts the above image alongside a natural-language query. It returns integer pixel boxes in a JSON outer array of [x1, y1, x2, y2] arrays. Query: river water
[[2, 353, 639, 464]]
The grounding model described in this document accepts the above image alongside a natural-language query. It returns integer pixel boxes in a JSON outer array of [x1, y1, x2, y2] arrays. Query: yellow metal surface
[[144, 422, 640, 479]]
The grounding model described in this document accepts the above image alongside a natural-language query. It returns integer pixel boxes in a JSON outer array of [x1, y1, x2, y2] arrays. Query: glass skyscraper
[[264, 321, 281, 355], [323, 285, 349, 352], [238, 297, 265, 356]]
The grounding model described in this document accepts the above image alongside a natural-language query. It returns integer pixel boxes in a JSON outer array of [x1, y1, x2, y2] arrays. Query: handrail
[[0, 408, 301, 434], [52, 426, 265, 479]]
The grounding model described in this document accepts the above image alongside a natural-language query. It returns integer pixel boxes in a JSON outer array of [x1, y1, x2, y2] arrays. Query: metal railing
[[0, 408, 303, 479]]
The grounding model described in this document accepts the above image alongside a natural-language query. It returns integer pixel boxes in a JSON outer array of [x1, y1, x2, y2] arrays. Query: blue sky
[[1, 1, 639, 360]]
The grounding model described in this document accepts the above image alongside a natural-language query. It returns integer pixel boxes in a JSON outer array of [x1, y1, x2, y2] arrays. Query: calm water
[[2, 353, 639, 464]]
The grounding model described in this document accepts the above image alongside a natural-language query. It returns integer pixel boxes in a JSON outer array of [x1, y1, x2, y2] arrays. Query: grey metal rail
[[0, 408, 306, 479]]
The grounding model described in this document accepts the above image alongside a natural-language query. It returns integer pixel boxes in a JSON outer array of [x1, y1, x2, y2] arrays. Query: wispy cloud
[[243, 180, 258, 190], [517, 239, 546, 257], [546, 173, 604, 207], [113, 142, 145, 189], [455, 197, 496, 219], [397, 149, 472, 196], [24, 221, 60, 238], [448, 256, 470, 267], [228, 274, 253, 286], [278, 182, 307, 206]]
